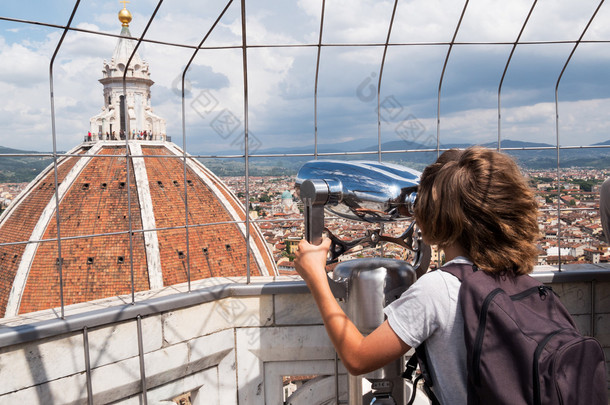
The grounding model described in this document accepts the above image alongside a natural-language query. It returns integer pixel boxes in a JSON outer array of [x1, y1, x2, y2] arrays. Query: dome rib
[[5, 142, 104, 317], [130, 142, 163, 289], [165, 143, 274, 276], [112, 26, 143, 69], [143, 144, 258, 281]]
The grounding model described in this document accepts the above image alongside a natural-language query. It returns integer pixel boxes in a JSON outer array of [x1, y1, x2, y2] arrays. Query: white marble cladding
[[0, 273, 607, 404], [0, 286, 341, 404]]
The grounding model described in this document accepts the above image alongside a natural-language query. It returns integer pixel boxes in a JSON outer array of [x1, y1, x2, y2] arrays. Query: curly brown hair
[[414, 146, 540, 276]]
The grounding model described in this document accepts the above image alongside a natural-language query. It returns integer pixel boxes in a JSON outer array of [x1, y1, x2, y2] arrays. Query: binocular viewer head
[[295, 160, 420, 223], [295, 160, 428, 404]]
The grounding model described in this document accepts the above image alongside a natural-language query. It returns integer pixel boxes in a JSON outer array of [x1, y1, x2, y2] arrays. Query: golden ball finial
[[118, 0, 132, 27]]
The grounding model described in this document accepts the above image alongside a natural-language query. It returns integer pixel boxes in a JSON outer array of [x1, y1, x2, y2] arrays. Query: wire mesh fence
[[0, 0, 609, 318]]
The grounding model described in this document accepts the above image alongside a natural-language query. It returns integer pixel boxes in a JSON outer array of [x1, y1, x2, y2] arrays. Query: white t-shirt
[[384, 258, 471, 405]]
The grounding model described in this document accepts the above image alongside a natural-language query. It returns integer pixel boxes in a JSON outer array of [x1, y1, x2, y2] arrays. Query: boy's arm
[[295, 238, 410, 375]]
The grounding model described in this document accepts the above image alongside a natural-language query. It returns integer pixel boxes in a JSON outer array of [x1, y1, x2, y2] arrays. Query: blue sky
[[0, 0, 609, 154]]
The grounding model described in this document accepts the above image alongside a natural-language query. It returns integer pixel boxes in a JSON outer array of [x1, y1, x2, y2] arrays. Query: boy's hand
[[294, 237, 332, 286]]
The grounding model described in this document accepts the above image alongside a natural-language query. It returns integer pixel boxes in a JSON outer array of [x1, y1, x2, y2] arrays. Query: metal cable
[[4, 16, 610, 49], [497, 0, 539, 151], [121, 0, 165, 302], [137, 315, 148, 405], [180, 0, 234, 292], [48, 0, 81, 320], [436, 0, 470, 157], [314, 0, 327, 160], [0, 200, 599, 250], [554, 0, 605, 270], [83, 326, 93, 405], [240, 0, 252, 283], [4, 143, 610, 160], [376, 0, 399, 163]]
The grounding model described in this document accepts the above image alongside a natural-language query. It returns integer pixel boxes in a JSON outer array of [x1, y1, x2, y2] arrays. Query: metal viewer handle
[[301, 179, 341, 246], [300, 179, 347, 299]]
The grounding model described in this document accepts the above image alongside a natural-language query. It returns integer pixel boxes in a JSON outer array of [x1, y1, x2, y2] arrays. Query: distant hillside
[[198, 139, 610, 176], [0, 147, 53, 183], [490, 141, 610, 170], [2, 139, 609, 182]]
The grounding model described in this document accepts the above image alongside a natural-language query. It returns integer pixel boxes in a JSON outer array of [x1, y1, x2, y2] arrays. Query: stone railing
[[0, 264, 608, 404]]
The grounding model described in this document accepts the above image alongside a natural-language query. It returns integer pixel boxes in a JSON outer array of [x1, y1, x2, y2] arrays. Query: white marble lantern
[[89, 3, 166, 141]]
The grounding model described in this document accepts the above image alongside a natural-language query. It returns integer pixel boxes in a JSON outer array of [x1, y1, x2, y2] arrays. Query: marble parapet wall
[[0, 265, 607, 404]]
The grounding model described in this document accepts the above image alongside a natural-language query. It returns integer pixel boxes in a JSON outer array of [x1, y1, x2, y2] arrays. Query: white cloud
[[0, 0, 609, 154], [433, 98, 610, 147], [0, 38, 50, 87]]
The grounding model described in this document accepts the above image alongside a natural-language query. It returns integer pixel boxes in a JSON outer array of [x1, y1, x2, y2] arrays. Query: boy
[[294, 147, 540, 404]]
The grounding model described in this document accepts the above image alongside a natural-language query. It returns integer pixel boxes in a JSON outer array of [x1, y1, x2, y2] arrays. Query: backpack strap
[[440, 261, 477, 282], [404, 342, 442, 405], [403, 262, 476, 405]]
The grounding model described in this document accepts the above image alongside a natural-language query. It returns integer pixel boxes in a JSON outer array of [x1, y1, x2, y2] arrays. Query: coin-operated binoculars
[[295, 160, 431, 405]]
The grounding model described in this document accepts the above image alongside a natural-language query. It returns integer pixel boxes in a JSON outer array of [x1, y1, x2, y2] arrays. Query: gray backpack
[[406, 263, 607, 405]]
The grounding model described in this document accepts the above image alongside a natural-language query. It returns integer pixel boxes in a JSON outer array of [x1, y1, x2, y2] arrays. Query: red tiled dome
[[0, 141, 277, 317]]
